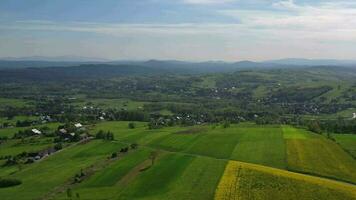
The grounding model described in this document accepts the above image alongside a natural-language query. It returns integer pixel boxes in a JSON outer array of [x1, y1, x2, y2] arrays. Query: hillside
[[0, 122, 355, 200]]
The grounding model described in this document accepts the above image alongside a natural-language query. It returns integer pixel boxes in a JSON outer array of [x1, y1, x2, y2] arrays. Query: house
[[31, 129, 42, 135], [99, 116, 105, 120], [59, 128, 67, 134], [74, 123, 83, 128]]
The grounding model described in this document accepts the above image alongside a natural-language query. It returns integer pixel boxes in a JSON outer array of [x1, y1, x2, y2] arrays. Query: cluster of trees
[[95, 130, 114, 140], [0, 178, 22, 188]]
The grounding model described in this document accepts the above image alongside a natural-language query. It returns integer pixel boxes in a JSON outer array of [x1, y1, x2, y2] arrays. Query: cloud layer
[[0, 0, 356, 61]]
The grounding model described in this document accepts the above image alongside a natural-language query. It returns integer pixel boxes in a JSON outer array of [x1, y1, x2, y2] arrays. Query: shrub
[[128, 122, 136, 129], [54, 143, 63, 151], [0, 178, 22, 188], [111, 152, 118, 158]]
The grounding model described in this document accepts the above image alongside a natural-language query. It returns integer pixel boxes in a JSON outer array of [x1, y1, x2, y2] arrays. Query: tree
[[111, 152, 118, 158], [95, 130, 104, 139], [54, 143, 63, 151], [66, 188, 73, 200], [130, 143, 138, 149], [222, 121, 230, 128], [308, 120, 322, 134], [128, 122, 136, 129], [149, 151, 159, 166]]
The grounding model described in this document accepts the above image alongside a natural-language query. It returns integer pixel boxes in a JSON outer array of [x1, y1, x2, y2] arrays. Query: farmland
[[0, 66, 355, 200], [215, 161, 356, 200], [0, 121, 355, 200]]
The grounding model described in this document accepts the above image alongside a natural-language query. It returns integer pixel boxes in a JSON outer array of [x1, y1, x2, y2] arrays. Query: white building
[[32, 129, 42, 135], [353, 113, 356, 119], [59, 129, 67, 134], [74, 123, 83, 128]]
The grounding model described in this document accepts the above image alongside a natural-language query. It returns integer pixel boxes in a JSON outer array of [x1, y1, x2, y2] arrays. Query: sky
[[0, 0, 356, 61]]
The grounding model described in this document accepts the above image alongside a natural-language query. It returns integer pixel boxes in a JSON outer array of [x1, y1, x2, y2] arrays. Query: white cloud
[[221, 0, 356, 31], [1, 0, 356, 60], [181, 0, 235, 5]]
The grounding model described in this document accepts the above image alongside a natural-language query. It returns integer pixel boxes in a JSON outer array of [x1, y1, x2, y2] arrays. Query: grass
[[282, 126, 309, 139], [0, 115, 38, 125], [185, 132, 240, 159], [149, 132, 204, 152], [215, 161, 356, 200], [0, 98, 29, 108], [0, 138, 53, 157], [286, 136, 356, 183], [230, 126, 286, 169], [0, 122, 61, 138], [117, 153, 195, 199], [82, 148, 151, 187], [2, 122, 356, 200], [74, 98, 146, 110], [332, 134, 356, 158], [0, 140, 124, 200]]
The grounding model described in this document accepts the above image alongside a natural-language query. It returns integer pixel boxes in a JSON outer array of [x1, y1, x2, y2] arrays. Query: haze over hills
[[265, 58, 356, 66], [1, 57, 356, 70]]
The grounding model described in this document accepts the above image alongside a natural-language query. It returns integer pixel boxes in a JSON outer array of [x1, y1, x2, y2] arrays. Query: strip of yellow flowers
[[214, 160, 356, 200], [214, 161, 241, 200]]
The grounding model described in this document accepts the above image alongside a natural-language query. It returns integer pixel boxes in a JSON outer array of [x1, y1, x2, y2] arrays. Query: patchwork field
[[284, 128, 356, 183], [0, 122, 355, 200], [0, 140, 124, 200], [333, 134, 356, 158], [215, 161, 356, 200]]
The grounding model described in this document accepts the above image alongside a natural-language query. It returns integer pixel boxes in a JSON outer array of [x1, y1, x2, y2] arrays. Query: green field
[[0, 140, 124, 200], [0, 138, 53, 157], [284, 128, 356, 183], [230, 126, 286, 169], [0, 122, 61, 138], [0, 98, 30, 108], [333, 134, 356, 158], [1, 122, 355, 200]]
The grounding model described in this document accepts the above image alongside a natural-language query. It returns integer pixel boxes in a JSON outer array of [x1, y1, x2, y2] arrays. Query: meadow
[[0, 121, 355, 200], [333, 134, 356, 158]]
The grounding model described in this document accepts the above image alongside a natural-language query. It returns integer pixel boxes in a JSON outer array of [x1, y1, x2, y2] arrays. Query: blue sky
[[1, 0, 356, 61]]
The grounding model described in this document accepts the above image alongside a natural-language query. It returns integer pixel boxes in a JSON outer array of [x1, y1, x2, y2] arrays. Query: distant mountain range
[[265, 58, 356, 66], [1, 56, 110, 62], [0, 57, 356, 71]]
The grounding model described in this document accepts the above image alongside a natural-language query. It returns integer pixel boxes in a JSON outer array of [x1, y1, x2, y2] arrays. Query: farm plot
[[148, 131, 204, 152], [333, 134, 356, 158], [62, 154, 227, 200], [215, 161, 356, 200], [185, 132, 240, 159], [0, 138, 53, 157], [142, 156, 226, 200], [0, 140, 124, 200], [89, 121, 186, 145], [282, 126, 310, 139], [116, 153, 195, 199], [0, 122, 62, 138], [230, 126, 286, 169], [286, 137, 356, 183], [82, 148, 151, 188]]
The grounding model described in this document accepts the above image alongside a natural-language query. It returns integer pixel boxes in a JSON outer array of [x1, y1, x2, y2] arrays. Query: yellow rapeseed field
[[214, 161, 356, 200]]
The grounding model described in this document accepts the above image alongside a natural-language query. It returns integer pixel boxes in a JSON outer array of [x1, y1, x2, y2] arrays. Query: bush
[[128, 122, 136, 129], [111, 152, 118, 158], [222, 121, 230, 128], [54, 143, 63, 151], [130, 143, 138, 149], [0, 178, 22, 188]]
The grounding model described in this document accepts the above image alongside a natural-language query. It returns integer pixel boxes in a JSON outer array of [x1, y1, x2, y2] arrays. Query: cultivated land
[[1, 121, 355, 200]]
